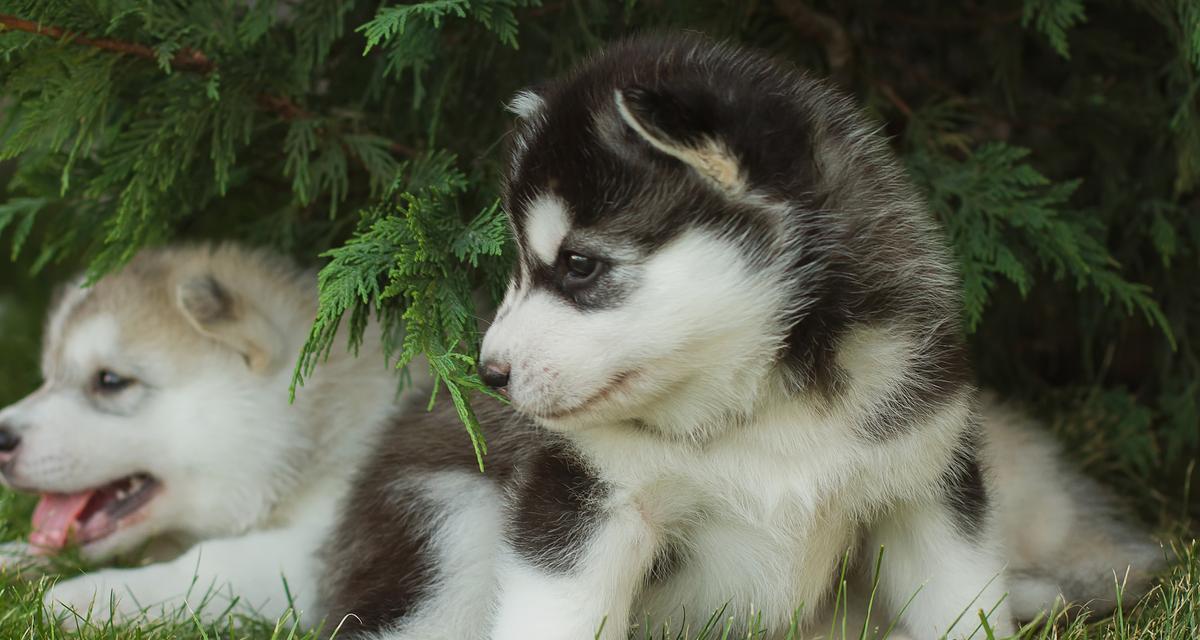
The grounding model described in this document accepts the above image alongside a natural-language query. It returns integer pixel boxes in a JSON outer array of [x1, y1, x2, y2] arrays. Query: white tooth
[[116, 489, 128, 500]]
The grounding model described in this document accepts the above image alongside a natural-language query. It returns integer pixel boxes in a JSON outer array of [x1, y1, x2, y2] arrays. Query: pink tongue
[[30, 491, 96, 553]]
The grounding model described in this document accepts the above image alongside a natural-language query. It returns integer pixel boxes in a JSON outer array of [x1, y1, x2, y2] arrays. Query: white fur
[[545, 385, 1011, 638], [523, 194, 571, 266], [40, 276, 90, 378], [507, 90, 545, 120], [492, 509, 656, 640], [867, 503, 1009, 638], [0, 245, 424, 628]]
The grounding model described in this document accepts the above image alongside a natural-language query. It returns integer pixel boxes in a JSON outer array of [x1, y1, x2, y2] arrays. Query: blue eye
[[95, 369, 134, 393]]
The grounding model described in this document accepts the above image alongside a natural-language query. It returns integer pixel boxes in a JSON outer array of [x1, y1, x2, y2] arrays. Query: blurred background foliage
[[0, 0, 1195, 528]]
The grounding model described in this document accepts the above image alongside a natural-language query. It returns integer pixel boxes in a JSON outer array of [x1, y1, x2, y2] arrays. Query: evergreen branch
[[1021, 0, 1086, 58], [0, 12, 425, 153], [0, 14, 212, 73], [0, 13, 312, 121]]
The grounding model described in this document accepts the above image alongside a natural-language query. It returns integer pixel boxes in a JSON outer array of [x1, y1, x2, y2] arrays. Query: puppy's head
[[480, 35, 838, 437], [481, 34, 961, 438], [0, 245, 314, 560]]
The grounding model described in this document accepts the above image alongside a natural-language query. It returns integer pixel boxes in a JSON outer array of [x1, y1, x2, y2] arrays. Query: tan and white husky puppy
[[0, 244, 422, 627]]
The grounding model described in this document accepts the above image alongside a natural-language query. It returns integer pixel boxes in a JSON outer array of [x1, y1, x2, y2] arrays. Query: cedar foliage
[[0, 1, 1195, 515]]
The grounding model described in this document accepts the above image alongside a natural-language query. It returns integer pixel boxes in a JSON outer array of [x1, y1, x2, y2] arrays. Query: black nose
[[479, 362, 511, 389], [0, 425, 19, 453]]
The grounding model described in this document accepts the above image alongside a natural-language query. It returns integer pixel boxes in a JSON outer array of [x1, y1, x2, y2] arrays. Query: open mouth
[[29, 473, 162, 553]]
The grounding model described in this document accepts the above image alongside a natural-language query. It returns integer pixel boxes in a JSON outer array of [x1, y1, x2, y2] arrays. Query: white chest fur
[[567, 393, 971, 632]]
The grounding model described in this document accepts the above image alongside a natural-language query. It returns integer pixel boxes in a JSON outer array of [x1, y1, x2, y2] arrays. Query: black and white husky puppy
[[321, 34, 1159, 639]]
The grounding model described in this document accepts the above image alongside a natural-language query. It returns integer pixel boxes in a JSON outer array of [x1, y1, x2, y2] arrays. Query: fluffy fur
[[320, 34, 1159, 639], [0, 244, 423, 626]]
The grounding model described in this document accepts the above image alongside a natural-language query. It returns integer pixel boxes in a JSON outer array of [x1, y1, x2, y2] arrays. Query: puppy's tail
[[979, 394, 1163, 621]]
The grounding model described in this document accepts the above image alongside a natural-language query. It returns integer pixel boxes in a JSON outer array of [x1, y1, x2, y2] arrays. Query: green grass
[[1, 488, 1196, 639]]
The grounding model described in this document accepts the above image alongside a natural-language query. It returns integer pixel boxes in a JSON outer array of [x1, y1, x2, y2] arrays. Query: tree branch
[[0, 14, 213, 73], [0, 13, 418, 158], [0, 13, 321, 123], [773, 0, 852, 84]]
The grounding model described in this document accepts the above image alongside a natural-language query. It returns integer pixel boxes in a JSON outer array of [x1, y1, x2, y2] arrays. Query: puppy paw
[[43, 571, 149, 629], [0, 540, 43, 577]]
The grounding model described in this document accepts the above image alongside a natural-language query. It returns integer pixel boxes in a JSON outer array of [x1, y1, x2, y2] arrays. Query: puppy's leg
[[868, 498, 1014, 639], [490, 501, 657, 640], [45, 525, 324, 628], [356, 471, 504, 640], [981, 397, 1162, 620], [0, 540, 46, 576]]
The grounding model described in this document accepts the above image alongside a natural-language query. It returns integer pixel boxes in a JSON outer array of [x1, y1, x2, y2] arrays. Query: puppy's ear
[[614, 83, 745, 194], [176, 275, 283, 373], [506, 89, 546, 120]]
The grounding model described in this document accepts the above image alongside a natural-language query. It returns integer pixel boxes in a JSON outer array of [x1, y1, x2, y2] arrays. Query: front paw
[[43, 571, 147, 629], [0, 540, 45, 577]]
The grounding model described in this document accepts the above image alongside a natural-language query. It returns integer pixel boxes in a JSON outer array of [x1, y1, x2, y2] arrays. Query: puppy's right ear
[[176, 275, 283, 373]]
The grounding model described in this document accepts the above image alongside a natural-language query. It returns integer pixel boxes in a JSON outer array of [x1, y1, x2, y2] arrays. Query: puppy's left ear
[[176, 275, 283, 373], [507, 88, 546, 120], [614, 83, 745, 194]]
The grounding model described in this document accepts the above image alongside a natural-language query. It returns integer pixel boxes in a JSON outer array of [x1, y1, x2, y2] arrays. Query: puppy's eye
[[559, 251, 605, 290], [566, 253, 598, 278], [94, 370, 134, 393]]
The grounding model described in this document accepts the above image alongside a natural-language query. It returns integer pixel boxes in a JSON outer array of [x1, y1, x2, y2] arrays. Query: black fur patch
[[940, 422, 990, 540], [319, 397, 527, 633], [320, 396, 607, 630], [618, 82, 723, 149], [318, 480, 436, 633], [506, 439, 608, 573]]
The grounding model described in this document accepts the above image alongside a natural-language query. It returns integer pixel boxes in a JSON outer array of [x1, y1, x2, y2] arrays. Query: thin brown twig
[[0, 13, 318, 121], [0, 14, 213, 73], [878, 83, 913, 118], [773, 0, 852, 84]]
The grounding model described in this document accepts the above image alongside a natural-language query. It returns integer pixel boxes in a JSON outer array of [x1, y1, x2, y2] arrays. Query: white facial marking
[[523, 194, 571, 266]]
